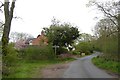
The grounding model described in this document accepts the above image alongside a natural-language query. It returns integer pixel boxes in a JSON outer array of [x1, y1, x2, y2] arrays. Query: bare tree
[[87, 0, 120, 36], [1, 0, 16, 56], [10, 32, 33, 42]]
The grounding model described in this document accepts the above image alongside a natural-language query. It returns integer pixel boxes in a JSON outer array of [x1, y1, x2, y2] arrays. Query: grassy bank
[[92, 57, 120, 75], [0, 55, 1, 79], [5, 58, 75, 78]]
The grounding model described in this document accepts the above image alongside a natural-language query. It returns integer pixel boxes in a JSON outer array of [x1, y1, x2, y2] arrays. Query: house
[[15, 31, 48, 50], [25, 38, 35, 45], [31, 31, 48, 45]]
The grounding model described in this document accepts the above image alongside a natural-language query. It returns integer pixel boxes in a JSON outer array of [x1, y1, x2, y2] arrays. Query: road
[[63, 52, 117, 78]]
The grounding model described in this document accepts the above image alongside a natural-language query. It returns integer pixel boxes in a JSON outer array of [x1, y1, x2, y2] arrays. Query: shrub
[[3, 43, 18, 77], [71, 50, 80, 55], [75, 42, 94, 55], [20, 44, 55, 61], [57, 47, 68, 55]]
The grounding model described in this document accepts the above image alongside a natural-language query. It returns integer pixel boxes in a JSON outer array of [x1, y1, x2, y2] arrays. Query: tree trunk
[[118, 14, 120, 61], [2, 0, 16, 76], [2, 0, 15, 56]]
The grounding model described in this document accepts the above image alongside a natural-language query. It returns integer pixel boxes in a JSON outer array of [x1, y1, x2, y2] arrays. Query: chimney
[[41, 30, 44, 35]]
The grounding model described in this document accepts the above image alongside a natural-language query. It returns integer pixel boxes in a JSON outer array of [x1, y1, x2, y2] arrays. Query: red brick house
[[31, 31, 48, 45], [15, 31, 48, 49]]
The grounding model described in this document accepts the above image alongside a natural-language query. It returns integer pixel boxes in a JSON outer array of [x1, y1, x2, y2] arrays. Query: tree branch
[[13, 16, 22, 20], [10, 0, 16, 20], [106, 30, 118, 37], [0, 22, 4, 28], [4, 1, 9, 19], [95, 2, 118, 20], [108, 16, 118, 27], [0, 24, 5, 28], [0, 1, 4, 8], [0, 1, 4, 12]]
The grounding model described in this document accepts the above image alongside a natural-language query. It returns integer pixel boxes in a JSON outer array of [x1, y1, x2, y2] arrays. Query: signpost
[[52, 45, 59, 57]]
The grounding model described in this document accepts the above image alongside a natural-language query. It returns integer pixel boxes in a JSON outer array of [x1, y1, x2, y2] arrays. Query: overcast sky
[[1, 0, 108, 37]]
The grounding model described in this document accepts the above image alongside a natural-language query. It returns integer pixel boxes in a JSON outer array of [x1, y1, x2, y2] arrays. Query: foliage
[[92, 57, 120, 74], [3, 43, 18, 77], [2, 1, 16, 77], [93, 18, 118, 60], [87, 0, 119, 28], [43, 18, 80, 51], [70, 50, 80, 55], [78, 33, 93, 42], [74, 33, 95, 55], [75, 42, 94, 55], [20, 44, 55, 61], [87, 0, 119, 61], [56, 47, 69, 55]]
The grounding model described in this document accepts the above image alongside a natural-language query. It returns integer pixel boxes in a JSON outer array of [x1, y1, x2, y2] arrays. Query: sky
[[1, 0, 106, 37]]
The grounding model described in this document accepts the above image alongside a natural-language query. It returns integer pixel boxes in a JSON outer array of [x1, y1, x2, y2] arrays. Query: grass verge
[[92, 57, 120, 75], [0, 55, 1, 79], [6, 58, 75, 78]]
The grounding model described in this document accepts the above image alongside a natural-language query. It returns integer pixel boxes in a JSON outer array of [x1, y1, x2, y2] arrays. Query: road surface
[[63, 52, 117, 78]]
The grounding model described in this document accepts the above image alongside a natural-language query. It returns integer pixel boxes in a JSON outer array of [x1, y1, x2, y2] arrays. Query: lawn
[[5, 58, 75, 78]]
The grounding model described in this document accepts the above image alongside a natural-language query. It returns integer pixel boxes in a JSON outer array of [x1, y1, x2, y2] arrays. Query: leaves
[[43, 19, 80, 48]]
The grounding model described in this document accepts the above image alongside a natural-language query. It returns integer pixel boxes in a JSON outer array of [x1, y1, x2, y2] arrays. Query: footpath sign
[[52, 45, 59, 57]]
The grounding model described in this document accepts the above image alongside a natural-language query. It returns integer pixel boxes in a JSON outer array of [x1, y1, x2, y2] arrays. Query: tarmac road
[[63, 52, 117, 78]]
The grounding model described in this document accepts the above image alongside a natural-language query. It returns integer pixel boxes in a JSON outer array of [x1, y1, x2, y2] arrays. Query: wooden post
[[53, 45, 59, 57]]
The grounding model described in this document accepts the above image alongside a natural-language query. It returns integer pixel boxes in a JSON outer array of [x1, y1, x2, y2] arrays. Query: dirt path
[[41, 63, 70, 78]]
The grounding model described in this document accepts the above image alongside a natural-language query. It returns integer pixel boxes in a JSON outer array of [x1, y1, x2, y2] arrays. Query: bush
[[56, 47, 69, 55], [75, 42, 94, 55], [3, 43, 18, 77], [71, 50, 80, 55], [20, 44, 55, 61]]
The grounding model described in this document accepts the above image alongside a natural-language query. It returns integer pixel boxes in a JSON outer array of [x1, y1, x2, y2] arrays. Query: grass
[[0, 54, 1, 79], [92, 57, 120, 75], [6, 58, 75, 78]]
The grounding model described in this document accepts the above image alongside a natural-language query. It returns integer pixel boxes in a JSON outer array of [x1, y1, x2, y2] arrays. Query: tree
[[78, 33, 93, 42], [0, 21, 4, 37], [87, 0, 120, 60], [75, 41, 94, 55], [1, 0, 16, 56], [94, 18, 117, 37], [87, 0, 120, 36], [10, 32, 33, 42], [43, 19, 80, 54], [74, 33, 95, 54], [0, 0, 17, 76], [92, 18, 118, 61]]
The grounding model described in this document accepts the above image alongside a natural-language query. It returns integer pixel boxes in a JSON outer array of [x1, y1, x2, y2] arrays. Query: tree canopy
[[43, 18, 80, 48]]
